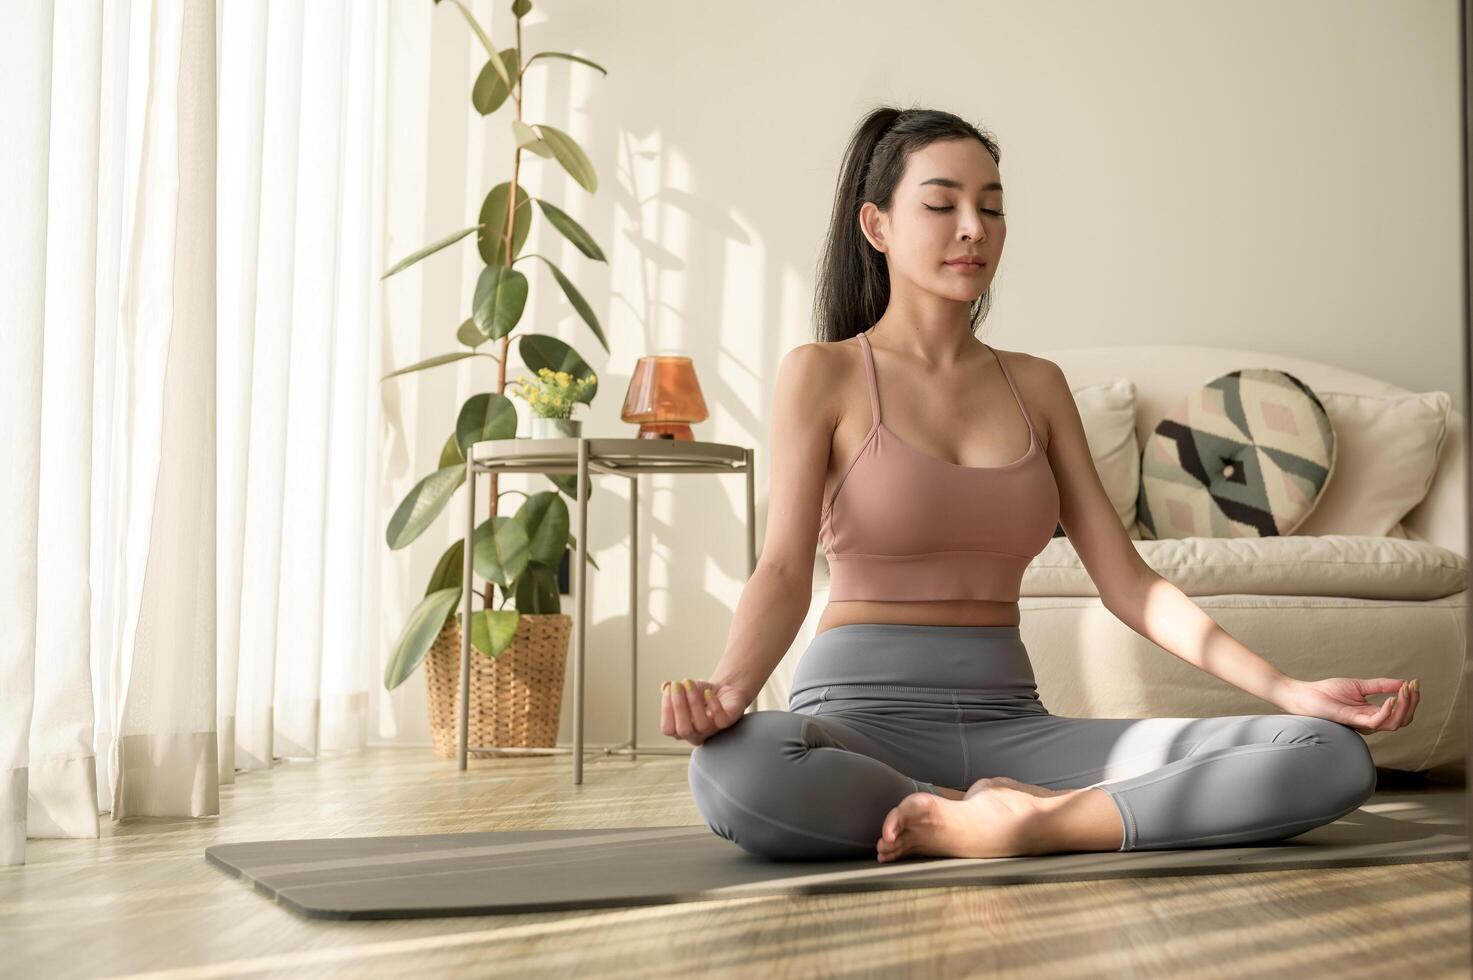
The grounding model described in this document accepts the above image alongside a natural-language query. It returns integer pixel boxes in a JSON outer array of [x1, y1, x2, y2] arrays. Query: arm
[[1036, 358, 1298, 709], [706, 343, 837, 707]]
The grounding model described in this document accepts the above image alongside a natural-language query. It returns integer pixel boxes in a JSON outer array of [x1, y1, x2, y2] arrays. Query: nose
[[958, 210, 986, 243]]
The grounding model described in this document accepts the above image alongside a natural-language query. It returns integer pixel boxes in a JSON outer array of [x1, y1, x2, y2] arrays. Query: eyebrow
[[919, 178, 1003, 191]]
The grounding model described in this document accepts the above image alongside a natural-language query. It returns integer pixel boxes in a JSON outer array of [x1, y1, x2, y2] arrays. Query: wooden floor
[[2, 746, 1469, 979]]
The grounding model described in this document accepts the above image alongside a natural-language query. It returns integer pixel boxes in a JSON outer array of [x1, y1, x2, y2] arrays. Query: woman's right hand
[[660, 677, 747, 746]]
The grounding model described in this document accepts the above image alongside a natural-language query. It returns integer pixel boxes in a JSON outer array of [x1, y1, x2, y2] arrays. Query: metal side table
[[457, 436, 756, 782]]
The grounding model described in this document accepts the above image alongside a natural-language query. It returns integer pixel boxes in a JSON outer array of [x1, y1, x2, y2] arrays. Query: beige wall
[[373, 0, 1463, 748]]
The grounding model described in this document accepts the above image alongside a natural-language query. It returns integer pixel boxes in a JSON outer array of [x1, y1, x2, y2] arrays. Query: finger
[[1375, 693, 1399, 730], [681, 679, 715, 735], [1352, 699, 1388, 734], [1407, 678, 1421, 724], [1360, 677, 1406, 697], [660, 681, 676, 737], [1391, 681, 1414, 730], [1391, 681, 1413, 729], [1349, 695, 1390, 729], [692, 684, 718, 729], [705, 687, 735, 729], [669, 679, 696, 738]]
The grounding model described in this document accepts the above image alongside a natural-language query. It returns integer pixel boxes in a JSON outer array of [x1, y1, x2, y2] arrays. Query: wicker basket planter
[[422, 612, 573, 759]]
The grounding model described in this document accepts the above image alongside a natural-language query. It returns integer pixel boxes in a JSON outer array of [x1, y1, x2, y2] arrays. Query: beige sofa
[[755, 344, 1469, 774]]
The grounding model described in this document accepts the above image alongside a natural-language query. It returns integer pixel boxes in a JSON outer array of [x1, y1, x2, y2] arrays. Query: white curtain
[[0, 0, 387, 866]]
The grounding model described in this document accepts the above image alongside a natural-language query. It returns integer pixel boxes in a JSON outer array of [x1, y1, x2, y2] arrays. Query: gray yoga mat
[[205, 787, 1468, 920]]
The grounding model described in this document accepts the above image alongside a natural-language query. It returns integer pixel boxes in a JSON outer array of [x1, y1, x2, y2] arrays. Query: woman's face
[[859, 137, 1006, 303]]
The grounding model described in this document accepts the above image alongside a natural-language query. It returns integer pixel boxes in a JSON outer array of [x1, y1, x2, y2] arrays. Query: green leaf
[[472, 265, 529, 340], [456, 317, 485, 348], [533, 123, 597, 193], [455, 391, 519, 459], [477, 182, 533, 266], [524, 51, 607, 76], [534, 198, 605, 261], [466, 608, 521, 657], [426, 538, 465, 596], [511, 119, 554, 159], [514, 561, 561, 613], [428, 518, 501, 599], [567, 531, 599, 571], [382, 350, 484, 382], [472, 515, 531, 588], [383, 587, 462, 690], [382, 225, 485, 279], [443, 0, 506, 83], [517, 333, 599, 402], [386, 465, 466, 550], [514, 491, 570, 566], [438, 432, 464, 471], [547, 472, 595, 512], [527, 254, 608, 353], [510, 0, 532, 19], [472, 48, 520, 115]]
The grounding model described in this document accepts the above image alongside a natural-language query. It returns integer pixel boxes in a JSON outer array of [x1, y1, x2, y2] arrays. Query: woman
[[661, 105, 1420, 863]]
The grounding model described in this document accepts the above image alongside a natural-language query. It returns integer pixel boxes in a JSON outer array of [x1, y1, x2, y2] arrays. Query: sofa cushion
[[1293, 389, 1453, 538], [1136, 368, 1336, 540], [1054, 379, 1142, 540], [1021, 533, 1467, 601]]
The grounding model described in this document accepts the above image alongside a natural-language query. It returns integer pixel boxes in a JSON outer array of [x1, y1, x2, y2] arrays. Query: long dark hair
[[813, 106, 1003, 343]]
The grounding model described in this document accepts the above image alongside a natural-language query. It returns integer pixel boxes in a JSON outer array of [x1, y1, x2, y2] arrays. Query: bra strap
[[856, 332, 882, 427], [989, 344, 1036, 438]]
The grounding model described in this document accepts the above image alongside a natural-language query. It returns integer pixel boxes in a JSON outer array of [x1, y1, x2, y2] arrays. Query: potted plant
[[513, 366, 598, 438], [378, 0, 609, 757]]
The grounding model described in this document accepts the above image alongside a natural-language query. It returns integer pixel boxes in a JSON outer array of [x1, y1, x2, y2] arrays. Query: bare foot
[[876, 777, 1049, 862], [966, 775, 1070, 800]]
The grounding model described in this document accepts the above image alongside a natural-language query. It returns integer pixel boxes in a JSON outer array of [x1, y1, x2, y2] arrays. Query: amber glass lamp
[[620, 353, 709, 440]]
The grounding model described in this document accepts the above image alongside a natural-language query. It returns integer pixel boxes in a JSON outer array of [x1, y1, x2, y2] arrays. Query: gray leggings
[[688, 623, 1378, 860]]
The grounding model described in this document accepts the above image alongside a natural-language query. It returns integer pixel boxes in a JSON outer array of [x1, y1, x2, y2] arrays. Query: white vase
[[531, 417, 581, 439]]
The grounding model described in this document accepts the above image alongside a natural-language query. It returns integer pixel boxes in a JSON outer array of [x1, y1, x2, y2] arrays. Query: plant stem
[[485, 12, 526, 610]]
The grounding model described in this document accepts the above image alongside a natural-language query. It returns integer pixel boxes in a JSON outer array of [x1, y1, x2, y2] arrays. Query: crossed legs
[[689, 708, 1378, 861]]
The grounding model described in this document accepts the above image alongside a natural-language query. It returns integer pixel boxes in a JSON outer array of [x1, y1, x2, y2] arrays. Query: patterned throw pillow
[[1136, 368, 1335, 539]]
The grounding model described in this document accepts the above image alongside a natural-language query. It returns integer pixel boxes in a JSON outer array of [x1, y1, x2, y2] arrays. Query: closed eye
[[925, 205, 1006, 216]]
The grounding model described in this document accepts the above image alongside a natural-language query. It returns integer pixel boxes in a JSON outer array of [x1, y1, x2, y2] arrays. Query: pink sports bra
[[819, 330, 1060, 603]]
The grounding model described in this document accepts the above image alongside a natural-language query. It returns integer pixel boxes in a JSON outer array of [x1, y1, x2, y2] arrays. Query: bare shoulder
[[989, 346, 1071, 449], [781, 339, 841, 373], [783, 340, 854, 403], [774, 339, 849, 423], [998, 347, 1067, 390], [777, 339, 842, 393]]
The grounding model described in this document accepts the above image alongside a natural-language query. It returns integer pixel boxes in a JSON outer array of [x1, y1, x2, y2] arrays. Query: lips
[[946, 259, 985, 270]]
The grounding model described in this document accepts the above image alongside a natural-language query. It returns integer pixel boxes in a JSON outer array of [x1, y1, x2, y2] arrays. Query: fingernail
[[682, 678, 694, 692], [660, 681, 670, 694], [703, 688, 713, 701], [1410, 678, 1420, 692]]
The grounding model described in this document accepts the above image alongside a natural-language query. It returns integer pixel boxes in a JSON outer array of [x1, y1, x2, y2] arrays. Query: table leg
[[573, 438, 588, 785], [745, 447, 756, 575], [629, 471, 638, 760], [745, 448, 756, 716], [459, 457, 477, 771]]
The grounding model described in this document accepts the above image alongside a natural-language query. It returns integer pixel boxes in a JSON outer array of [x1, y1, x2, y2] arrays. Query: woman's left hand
[[1279, 676, 1420, 735]]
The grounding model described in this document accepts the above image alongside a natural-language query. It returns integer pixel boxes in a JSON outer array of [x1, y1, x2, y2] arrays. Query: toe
[[900, 791, 939, 822], [881, 807, 900, 842]]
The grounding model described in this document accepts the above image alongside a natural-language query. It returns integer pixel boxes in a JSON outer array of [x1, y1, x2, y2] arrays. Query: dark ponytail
[[813, 105, 1002, 343]]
